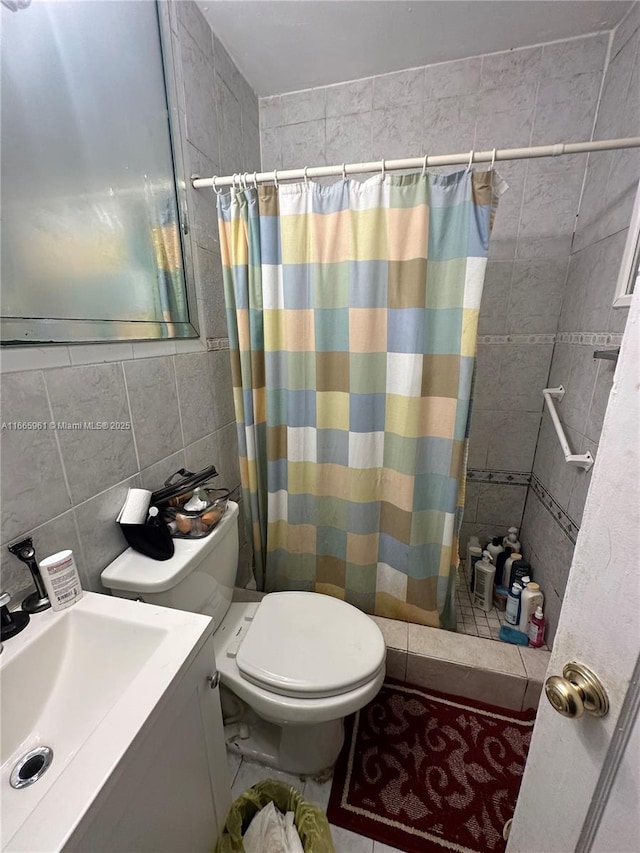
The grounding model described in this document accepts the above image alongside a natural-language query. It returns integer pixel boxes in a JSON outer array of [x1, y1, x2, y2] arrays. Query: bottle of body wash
[[503, 527, 521, 553], [487, 536, 505, 563], [505, 582, 523, 625], [518, 582, 544, 633]]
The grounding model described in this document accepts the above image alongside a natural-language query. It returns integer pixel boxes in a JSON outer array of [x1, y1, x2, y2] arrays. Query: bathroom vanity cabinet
[[64, 633, 231, 852]]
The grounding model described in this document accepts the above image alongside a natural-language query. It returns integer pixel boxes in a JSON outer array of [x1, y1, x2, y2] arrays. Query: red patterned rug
[[327, 681, 535, 853]]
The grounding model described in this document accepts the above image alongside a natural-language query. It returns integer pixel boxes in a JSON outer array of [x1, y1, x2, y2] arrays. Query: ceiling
[[198, 1, 632, 97]]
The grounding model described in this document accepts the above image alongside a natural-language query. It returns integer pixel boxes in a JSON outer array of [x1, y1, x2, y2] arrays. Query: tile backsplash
[[0, 350, 247, 599]]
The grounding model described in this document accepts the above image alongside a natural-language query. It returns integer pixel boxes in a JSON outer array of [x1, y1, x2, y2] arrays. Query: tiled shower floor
[[455, 561, 509, 641]]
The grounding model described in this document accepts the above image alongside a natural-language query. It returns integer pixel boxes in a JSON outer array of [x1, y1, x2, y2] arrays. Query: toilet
[[101, 502, 386, 775]]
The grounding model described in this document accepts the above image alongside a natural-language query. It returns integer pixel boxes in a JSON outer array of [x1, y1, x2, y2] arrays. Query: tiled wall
[[259, 31, 610, 557], [0, 1, 258, 600], [520, 3, 639, 644]]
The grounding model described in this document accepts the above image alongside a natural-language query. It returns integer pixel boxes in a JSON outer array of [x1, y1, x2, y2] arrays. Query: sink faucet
[[0, 591, 30, 641], [8, 539, 50, 613]]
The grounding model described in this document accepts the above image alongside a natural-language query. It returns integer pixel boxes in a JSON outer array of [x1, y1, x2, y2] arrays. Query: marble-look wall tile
[[370, 105, 426, 160], [281, 119, 325, 170], [325, 113, 373, 165], [532, 72, 602, 145], [474, 82, 536, 150], [424, 56, 482, 100], [180, 27, 218, 165], [480, 46, 542, 89], [2, 511, 83, 603], [140, 450, 187, 492], [610, 0, 640, 61], [124, 357, 183, 470], [0, 371, 71, 542], [174, 352, 218, 445], [326, 78, 374, 117], [476, 483, 527, 526], [540, 33, 609, 79], [281, 88, 326, 125], [217, 76, 243, 176], [259, 95, 281, 129], [44, 364, 138, 505], [373, 67, 425, 108], [74, 475, 140, 590], [506, 259, 569, 334], [423, 94, 477, 157], [478, 261, 512, 334]]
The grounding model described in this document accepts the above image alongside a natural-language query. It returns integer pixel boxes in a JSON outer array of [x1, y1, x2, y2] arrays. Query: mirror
[[1, 0, 198, 345], [613, 179, 640, 309]]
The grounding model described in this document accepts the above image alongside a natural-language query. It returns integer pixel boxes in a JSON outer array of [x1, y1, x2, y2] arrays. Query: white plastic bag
[[243, 800, 304, 853]]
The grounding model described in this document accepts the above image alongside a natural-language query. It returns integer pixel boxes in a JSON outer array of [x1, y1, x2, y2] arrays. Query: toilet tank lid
[[101, 501, 239, 594]]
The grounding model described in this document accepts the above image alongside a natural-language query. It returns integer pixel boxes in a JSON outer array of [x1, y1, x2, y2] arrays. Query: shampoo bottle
[[502, 552, 522, 588], [503, 526, 521, 553], [518, 582, 544, 633], [487, 536, 505, 563], [38, 550, 83, 611], [472, 551, 495, 611], [528, 606, 546, 647], [505, 582, 523, 625], [467, 536, 483, 589]]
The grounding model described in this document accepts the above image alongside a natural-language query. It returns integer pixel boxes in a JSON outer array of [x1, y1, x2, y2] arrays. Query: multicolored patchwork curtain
[[217, 170, 504, 628]]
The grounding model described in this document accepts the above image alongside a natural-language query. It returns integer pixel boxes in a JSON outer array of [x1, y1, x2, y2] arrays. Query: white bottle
[[38, 550, 83, 611], [472, 551, 495, 612], [518, 582, 544, 633], [503, 527, 521, 553], [466, 537, 483, 587], [486, 537, 504, 563], [502, 552, 522, 588]]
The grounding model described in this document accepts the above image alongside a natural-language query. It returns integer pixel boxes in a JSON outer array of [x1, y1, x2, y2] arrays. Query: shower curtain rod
[[191, 136, 640, 190]]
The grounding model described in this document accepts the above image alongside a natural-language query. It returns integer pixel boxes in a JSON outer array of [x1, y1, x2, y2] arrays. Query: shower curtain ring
[[211, 176, 222, 195], [421, 154, 428, 178], [490, 148, 497, 171], [303, 166, 309, 187], [273, 170, 279, 189], [342, 162, 347, 181], [253, 171, 258, 188], [466, 150, 474, 172], [241, 172, 247, 190], [381, 158, 386, 179]]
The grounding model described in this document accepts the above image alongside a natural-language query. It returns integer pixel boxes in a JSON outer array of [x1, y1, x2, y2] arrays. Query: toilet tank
[[101, 502, 240, 629]]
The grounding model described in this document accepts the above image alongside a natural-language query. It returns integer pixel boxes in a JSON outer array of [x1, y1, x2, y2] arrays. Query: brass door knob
[[544, 662, 609, 719]]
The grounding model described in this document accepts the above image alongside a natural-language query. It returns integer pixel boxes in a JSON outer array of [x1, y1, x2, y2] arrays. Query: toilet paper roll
[[117, 488, 152, 525]]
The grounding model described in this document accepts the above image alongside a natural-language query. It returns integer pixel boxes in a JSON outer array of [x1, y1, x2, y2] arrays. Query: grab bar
[[542, 386, 594, 470]]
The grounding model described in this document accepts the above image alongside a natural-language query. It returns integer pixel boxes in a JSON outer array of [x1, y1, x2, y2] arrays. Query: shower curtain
[[217, 170, 504, 628]]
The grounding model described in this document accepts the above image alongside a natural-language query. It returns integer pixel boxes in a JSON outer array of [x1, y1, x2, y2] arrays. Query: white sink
[[0, 592, 215, 852]]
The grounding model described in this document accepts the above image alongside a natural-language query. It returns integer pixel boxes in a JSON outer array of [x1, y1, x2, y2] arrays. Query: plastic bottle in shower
[[487, 536, 504, 563], [505, 582, 523, 625], [528, 606, 546, 647], [502, 552, 522, 588], [467, 536, 483, 589], [503, 526, 521, 553], [518, 582, 544, 633]]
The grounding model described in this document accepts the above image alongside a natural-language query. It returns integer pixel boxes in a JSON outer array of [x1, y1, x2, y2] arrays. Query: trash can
[[214, 779, 334, 853]]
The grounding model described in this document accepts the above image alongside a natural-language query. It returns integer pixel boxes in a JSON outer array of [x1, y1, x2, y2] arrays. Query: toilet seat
[[235, 592, 386, 699], [214, 601, 386, 726]]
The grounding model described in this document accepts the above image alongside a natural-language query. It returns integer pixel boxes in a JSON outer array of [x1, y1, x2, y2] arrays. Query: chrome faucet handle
[[0, 589, 30, 641]]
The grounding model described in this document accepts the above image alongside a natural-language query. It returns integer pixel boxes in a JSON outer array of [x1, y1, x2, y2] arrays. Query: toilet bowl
[[101, 502, 386, 775]]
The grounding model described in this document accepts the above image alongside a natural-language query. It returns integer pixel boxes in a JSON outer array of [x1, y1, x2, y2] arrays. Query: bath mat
[[327, 681, 535, 853]]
